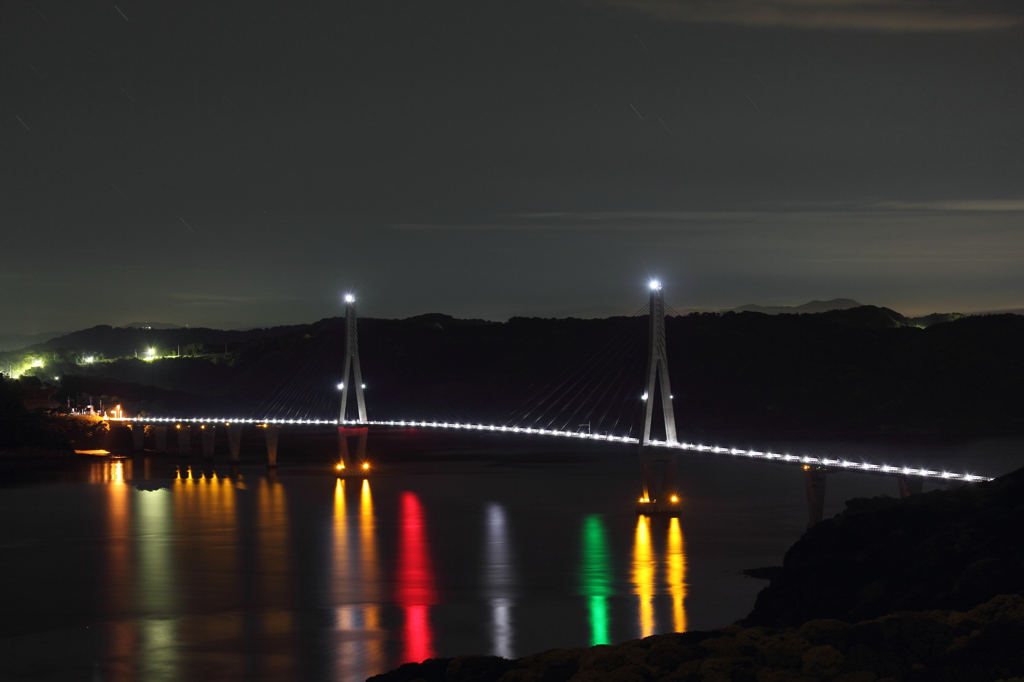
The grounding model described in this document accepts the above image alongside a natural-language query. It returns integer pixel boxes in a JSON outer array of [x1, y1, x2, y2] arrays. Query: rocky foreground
[[371, 467, 1024, 682]]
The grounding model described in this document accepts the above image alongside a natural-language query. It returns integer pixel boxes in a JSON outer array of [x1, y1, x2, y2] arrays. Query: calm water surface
[[1, 434, 1019, 681]]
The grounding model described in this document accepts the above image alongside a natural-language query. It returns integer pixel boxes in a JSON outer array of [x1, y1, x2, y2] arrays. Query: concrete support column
[[154, 425, 168, 454], [176, 424, 191, 456], [130, 423, 146, 451], [201, 425, 216, 459], [663, 451, 678, 501], [638, 447, 655, 502], [804, 465, 828, 529], [264, 425, 281, 467], [337, 427, 352, 469], [227, 423, 243, 463], [897, 475, 923, 499], [337, 426, 369, 474]]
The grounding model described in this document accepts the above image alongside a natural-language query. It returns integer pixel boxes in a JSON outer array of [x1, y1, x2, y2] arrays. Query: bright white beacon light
[[649, 279, 661, 291], [344, 294, 355, 303], [337, 382, 344, 390]]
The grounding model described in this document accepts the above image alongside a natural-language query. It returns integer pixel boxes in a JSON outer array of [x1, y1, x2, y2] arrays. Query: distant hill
[[0, 331, 66, 352], [120, 322, 184, 330], [7, 306, 1023, 437], [907, 312, 966, 327], [29, 323, 309, 358], [974, 307, 1024, 316], [728, 301, 968, 328], [730, 298, 863, 315]]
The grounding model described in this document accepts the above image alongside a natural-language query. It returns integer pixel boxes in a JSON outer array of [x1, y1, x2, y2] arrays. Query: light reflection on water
[[483, 503, 515, 658], [87, 460, 695, 678], [631, 515, 689, 640], [580, 514, 614, 645], [397, 491, 438, 664], [11, 441, 1002, 682]]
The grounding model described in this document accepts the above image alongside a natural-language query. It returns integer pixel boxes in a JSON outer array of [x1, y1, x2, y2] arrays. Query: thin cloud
[[601, 0, 1022, 32], [168, 293, 298, 306], [872, 200, 1024, 212]]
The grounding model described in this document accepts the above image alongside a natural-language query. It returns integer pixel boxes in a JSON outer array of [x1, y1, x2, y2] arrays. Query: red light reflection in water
[[396, 492, 437, 663]]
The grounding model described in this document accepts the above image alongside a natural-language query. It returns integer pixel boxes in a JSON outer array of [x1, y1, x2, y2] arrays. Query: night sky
[[3, 0, 1022, 334]]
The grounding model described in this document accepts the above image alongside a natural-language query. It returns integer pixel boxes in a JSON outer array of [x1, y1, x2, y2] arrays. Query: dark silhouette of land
[[2, 306, 1023, 448]]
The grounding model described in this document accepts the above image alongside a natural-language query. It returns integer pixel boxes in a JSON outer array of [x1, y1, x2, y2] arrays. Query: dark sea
[[1, 429, 1019, 681]]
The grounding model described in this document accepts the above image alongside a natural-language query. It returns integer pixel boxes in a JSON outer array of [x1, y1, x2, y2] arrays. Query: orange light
[[802, 464, 811, 471], [361, 462, 370, 470], [670, 495, 679, 503], [336, 463, 345, 470]]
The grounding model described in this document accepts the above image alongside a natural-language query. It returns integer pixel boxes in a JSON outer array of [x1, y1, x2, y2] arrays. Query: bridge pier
[[639, 450, 656, 503], [153, 425, 168, 454], [176, 424, 191, 456], [897, 474, 923, 499], [201, 425, 216, 459], [227, 423, 242, 463], [804, 465, 828, 528], [337, 426, 369, 475], [636, 448, 681, 515], [129, 423, 145, 452], [263, 424, 281, 467]]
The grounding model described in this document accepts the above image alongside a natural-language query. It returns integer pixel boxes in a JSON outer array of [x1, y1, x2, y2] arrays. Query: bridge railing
[[114, 416, 992, 483]]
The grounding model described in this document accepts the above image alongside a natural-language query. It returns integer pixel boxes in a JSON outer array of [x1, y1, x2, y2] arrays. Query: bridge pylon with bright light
[[337, 293, 371, 476], [339, 294, 368, 424], [637, 279, 682, 515]]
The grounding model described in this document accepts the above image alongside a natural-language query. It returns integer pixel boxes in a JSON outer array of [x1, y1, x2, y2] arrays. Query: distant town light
[[83, 356, 95, 364]]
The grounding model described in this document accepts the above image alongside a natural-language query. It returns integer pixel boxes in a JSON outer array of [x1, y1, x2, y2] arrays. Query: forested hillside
[[5, 307, 1022, 439]]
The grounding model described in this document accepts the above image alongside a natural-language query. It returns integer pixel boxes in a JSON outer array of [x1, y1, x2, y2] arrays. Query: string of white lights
[[114, 416, 992, 482]]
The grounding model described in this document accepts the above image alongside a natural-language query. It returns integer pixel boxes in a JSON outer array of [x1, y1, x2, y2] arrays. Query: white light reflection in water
[[137, 481, 178, 679], [482, 503, 516, 659]]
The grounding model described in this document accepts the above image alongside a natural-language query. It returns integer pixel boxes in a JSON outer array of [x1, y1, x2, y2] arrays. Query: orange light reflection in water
[[333, 480, 385, 681], [397, 492, 437, 663], [258, 474, 294, 679], [172, 471, 242, 676], [106, 460, 135, 682], [359, 480, 384, 671], [632, 516, 689, 637], [667, 517, 687, 633], [633, 515, 655, 637]]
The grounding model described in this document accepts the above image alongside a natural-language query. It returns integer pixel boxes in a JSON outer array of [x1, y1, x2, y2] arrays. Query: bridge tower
[[339, 294, 368, 424], [637, 280, 681, 514], [336, 293, 371, 476]]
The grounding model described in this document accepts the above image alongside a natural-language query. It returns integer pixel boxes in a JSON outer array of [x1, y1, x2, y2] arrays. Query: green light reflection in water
[[580, 514, 614, 645]]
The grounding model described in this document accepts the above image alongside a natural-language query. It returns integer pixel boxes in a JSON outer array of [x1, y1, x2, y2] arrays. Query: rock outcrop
[[370, 594, 1024, 681]]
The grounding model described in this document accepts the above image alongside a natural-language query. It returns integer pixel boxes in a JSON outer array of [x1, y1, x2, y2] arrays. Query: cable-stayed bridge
[[112, 282, 993, 521]]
